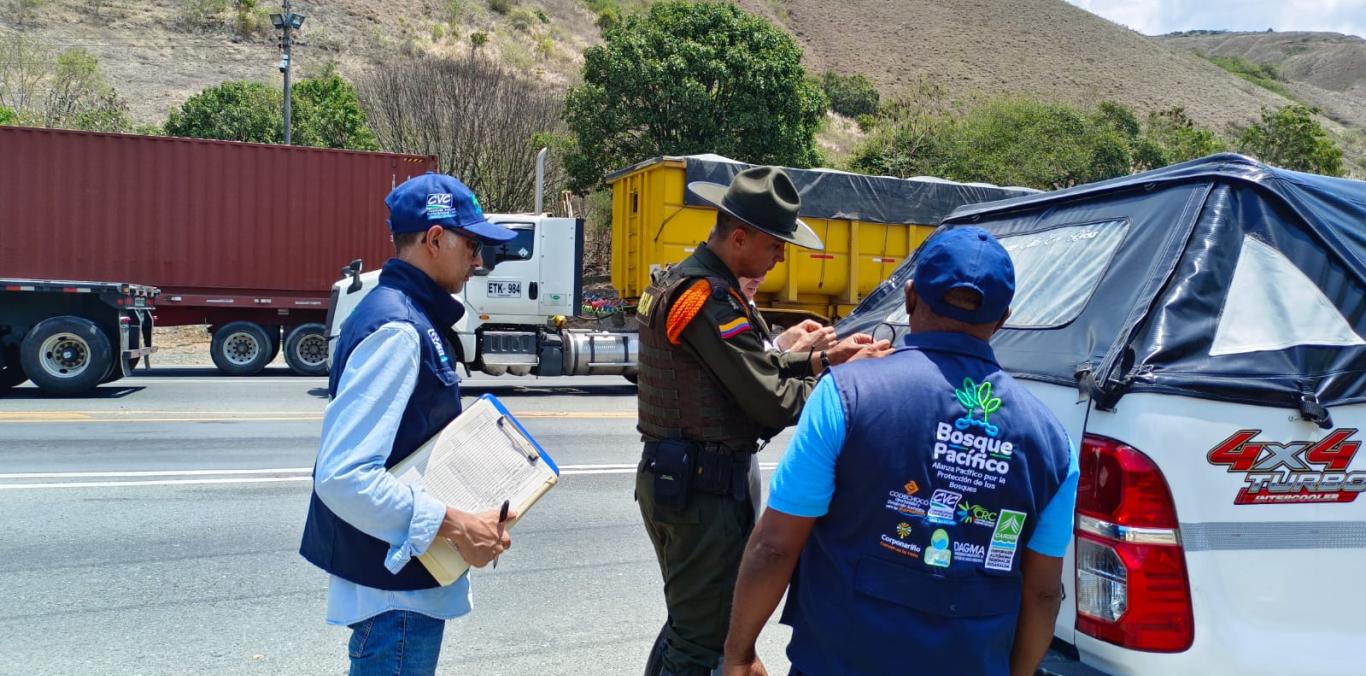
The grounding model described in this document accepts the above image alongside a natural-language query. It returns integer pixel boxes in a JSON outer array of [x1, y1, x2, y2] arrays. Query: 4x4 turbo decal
[[1207, 428, 1364, 504]]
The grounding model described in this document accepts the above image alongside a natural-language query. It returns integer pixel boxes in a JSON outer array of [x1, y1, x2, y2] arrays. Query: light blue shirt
[[313, 321, 472, 626], [768, 375, 1081, 557]]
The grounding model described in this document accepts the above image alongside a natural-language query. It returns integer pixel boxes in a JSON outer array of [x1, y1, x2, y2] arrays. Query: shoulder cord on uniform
[[666, 279, 712, 345]]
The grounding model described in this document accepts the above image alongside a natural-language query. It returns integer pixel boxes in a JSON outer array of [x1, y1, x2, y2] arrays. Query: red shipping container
[[0, 126, 436, 326]]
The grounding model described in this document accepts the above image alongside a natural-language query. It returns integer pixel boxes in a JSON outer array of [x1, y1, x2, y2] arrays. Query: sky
[[1064, 0, 1366, 39]]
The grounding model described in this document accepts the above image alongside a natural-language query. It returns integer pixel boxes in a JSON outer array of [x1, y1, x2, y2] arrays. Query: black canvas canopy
[[607, 154, 1038, 225], [840, 154, 1366, 426]]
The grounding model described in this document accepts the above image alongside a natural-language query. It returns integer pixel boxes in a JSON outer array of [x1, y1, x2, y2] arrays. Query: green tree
[[1237, 104, 1345, 176], [820, 72, 880, 118], [852, 96, 1134, 190], [291, 66, 379, 150], [164, 71, 378, 150], [1134, 106, 1226, 171], [164, 80, 283, 143], [0, 105, 17, 125], [564, 0, 826, 192]]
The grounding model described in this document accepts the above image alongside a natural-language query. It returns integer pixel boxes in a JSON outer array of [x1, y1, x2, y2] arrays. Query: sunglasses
[[445, 228, 484, 257]]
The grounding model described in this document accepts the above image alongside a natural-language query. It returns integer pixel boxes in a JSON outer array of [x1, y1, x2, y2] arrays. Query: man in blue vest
[[300, 173, 518, 676], [721, 226, 1079, 676]]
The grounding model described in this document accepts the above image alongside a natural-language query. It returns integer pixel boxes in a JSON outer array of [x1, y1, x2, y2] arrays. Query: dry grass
[[3, 0, 1360, 173], [1162, 31, 1366, 175]]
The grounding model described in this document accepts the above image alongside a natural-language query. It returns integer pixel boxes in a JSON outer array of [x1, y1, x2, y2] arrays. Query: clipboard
[[389, 394, 560, 585]]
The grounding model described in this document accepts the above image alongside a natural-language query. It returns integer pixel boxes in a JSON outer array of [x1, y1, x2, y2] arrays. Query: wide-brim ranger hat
[[385, 172, 517, 243], [687, 165, 824, 250]]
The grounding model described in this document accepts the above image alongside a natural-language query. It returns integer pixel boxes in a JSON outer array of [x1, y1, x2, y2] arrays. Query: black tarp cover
[[840, 154, 1366, 418], [606, 155, 1038, 225]]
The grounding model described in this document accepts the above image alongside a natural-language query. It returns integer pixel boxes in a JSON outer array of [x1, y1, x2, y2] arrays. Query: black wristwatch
[[819, 350, 831, 373]]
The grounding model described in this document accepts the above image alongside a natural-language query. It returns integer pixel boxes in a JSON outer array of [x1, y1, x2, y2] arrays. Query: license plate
[[487, 281, 522, 298]]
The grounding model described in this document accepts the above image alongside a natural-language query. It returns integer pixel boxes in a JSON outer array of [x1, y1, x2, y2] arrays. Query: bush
[[0, 105, 17, 125], [0, 39, 133, 132], [565, 0, 826, 192], [536, 36, 555, 59], [508, 5, 538, 31], [164, 68, 378, 150], [850, 97, 1134, 189], [489, 0, 513, 15], [537, 8, 550, 23], [820, 72, 880, 118], [470, 31, 490, 54], [1237, 104, 1344, 176]]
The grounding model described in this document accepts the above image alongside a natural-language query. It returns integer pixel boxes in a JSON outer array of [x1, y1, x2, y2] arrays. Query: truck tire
[[19, 316, 113, 395], [210, 321, 274, 376], [283, 323, 329, 376]]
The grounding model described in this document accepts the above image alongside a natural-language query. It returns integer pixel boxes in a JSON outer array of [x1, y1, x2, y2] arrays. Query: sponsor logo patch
[[925, 528, 952, 568], [928, 489, 963, 524], [426, 193, 456, 220], [985, 509, 1026, 571]]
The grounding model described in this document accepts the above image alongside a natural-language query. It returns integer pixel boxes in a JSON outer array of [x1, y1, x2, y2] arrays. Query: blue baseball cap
[[912, 226, 1015, 324], [384, 172, 517, 242]]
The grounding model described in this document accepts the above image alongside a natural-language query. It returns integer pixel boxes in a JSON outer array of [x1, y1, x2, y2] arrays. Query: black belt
[[643, 440, 753, 500]]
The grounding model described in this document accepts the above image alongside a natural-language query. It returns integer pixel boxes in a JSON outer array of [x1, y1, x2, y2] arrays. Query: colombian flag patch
[[718, 317, 753, 339]]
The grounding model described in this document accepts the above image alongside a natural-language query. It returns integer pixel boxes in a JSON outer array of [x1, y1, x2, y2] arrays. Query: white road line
[[0, 477, 314, 490], [0, 468, 312, 479], [0, 463, 779, 490]]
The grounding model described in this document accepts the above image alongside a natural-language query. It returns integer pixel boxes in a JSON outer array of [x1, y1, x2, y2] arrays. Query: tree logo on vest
[[954, 377, 1003, 438]]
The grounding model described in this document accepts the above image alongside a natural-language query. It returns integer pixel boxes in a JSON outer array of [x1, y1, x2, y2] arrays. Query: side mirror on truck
[[345, 259, 364, 294]]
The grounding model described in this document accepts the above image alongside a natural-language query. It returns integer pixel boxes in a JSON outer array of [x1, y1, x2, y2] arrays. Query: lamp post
[[270, 2, 305, 145]]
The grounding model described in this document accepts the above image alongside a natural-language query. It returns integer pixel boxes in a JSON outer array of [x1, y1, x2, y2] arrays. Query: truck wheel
[[19, 316, 114, 395], [210, 321, 274, 376], [284, 323, 329, 376]]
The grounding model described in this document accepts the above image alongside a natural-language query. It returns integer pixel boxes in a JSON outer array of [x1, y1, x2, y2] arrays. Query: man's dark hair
[[393, 231, 425, 253], [711, 212, 745, 240]]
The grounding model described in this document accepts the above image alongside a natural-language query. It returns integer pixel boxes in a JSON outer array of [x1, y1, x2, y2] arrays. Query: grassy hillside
[[3, 0, 1360, 173]]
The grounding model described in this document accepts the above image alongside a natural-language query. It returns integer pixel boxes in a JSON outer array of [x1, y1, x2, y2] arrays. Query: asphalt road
[[0, 368, 796, 675]]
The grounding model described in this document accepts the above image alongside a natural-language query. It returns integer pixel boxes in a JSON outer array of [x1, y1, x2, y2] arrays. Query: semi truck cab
[[327, 214, 637, 380]]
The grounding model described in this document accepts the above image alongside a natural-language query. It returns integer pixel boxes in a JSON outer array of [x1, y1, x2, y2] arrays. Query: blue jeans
[[347, 610, 446, 676]]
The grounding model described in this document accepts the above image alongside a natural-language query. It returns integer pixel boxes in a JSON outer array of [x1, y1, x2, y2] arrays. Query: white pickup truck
[[842, 154, 1364, 675], [326, 213, 639, 380]]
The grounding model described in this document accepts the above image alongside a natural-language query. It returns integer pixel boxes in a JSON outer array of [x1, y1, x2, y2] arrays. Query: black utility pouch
[[650, 439, 695, 509]]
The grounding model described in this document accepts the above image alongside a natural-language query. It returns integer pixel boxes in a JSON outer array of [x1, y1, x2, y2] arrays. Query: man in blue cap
[[300, 172, 519, 675], [721, 226, 1080, 676]]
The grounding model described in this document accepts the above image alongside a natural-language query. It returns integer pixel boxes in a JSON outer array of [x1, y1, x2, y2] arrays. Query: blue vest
[[781, 332, 1071, 676], [299, 258, 465, 591]]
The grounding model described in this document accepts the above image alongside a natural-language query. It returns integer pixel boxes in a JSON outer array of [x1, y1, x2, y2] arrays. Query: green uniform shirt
[[666, 243, 817, 432]]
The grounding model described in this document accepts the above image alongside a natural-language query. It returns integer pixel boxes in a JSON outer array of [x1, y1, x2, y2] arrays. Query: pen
[[493, 499, 510, 569]]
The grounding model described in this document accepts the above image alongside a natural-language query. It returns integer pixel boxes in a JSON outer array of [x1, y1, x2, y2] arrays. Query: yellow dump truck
[[608, 155, 1035, 323]]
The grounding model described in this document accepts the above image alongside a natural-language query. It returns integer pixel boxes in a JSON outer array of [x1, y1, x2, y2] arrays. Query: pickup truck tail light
[[1075, 434, 1194, 652]]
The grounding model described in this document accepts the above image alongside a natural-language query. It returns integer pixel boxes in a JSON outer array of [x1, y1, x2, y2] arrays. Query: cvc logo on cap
[[426, 193, 456, 220]]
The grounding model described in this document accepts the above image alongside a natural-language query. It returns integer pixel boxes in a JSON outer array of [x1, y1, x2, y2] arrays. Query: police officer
[[722, 227, 1080, 676], [300, 173, 519, 675], [634, 166, 891, 676]]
